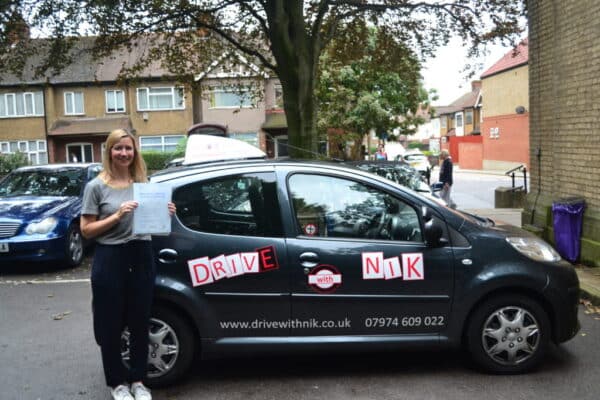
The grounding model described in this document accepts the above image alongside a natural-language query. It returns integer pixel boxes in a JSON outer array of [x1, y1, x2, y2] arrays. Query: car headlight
[[506, 236, 561, 262], [25, 217, 58, 235]]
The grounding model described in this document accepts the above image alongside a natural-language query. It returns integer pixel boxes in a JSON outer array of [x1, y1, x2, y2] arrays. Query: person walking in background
[[438, 149, 456, 208], [375, 144, 388, 160], [81, 129, 176, 400]]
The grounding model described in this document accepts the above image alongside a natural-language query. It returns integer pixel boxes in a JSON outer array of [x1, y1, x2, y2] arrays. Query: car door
[[164, 171, 289, 338], [285, 171, 455, 336]]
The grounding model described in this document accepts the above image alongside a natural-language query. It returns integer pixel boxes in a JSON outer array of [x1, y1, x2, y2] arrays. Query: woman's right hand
[[116, 201, 139, 220]]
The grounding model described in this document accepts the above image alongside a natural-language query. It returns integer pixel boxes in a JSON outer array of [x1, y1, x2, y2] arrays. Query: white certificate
[[132, 183, 172, 235]]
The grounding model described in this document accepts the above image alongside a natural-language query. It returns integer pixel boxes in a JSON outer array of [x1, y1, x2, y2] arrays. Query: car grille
[[0, 222, 21, 238]]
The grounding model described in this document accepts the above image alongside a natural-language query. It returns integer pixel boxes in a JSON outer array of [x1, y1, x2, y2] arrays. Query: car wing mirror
[[423, 215, 447, 248]]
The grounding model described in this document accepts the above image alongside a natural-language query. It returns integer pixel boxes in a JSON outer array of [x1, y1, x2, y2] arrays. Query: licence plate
[[0, 243, 8, 252]]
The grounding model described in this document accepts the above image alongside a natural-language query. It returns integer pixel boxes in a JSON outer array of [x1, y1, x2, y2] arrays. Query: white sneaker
[[131, 382, 152, 400], [111, 384, 134, 400]]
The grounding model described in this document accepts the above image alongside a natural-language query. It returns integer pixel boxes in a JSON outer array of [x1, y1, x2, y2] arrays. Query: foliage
[[141, 151, 178, 171], [316, 22, 432, 160], [0, 152, 29, 174], [407, 142, 428, 151], [1, 1, 526, 158]]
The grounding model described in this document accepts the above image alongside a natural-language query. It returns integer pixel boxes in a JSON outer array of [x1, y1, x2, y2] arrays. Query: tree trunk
[[265, 0, 321, 158]]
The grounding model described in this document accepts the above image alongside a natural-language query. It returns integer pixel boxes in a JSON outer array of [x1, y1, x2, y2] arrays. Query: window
[[209, 87, 254, 108], [64, 91, 84, 115], [440, 116, 447, 128], [228, 132, 259, 148], [455, 112, 463, 128], [0, 91, 44, 118], [173, 173, 283, 237], [288, 174, 422, 241], [0, 140, 48, 164], [274, 85, 284, 108], [139, 135, 185, 152], [465, 110, 473, 125], [105, 90, 125, 113], [137, 87, 184, 111], [66, 143, 93, 163]]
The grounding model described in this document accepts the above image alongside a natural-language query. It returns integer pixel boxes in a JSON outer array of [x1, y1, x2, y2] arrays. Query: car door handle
[[158, 248, 178, 264], [299, 252, 319, 268]]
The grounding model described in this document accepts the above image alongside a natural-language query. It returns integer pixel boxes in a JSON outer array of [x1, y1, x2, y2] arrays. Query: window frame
[[136, 86, 185, 111], [208, 86, 254, 109], [287, 172, 423, 242], [465, 109, 473, 125], [173, 172, 283, 237], [105, 89, 126, 113], [64, 91, 85, 115], [455, 112, 464, 128], [0, 140, 48, 164], [139, 135, 185, 153], [0, 91, 44, 118]]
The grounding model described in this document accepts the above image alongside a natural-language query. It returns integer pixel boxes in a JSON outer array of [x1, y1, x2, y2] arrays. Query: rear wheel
[[121, 305, 196, 387], [466, 294, 551, 374], [65, 224, 83, 267]]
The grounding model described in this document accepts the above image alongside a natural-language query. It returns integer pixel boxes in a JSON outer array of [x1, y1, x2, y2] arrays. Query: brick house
[[480, 39, 529, 171], [526, 1, 600, 266], [0, 37, 283, 164], [434, 81, 483, 168]]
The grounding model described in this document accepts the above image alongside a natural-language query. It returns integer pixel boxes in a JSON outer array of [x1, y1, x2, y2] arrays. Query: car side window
[[288, 174, 422, 242], [174, 173, 283, 237]]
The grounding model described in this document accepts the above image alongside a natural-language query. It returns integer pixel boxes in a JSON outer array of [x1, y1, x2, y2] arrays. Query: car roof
[[153, 158, 416, 189]]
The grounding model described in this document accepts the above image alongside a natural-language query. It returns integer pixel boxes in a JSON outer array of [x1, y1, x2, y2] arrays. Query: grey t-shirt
[[81, 177, 151, 245]]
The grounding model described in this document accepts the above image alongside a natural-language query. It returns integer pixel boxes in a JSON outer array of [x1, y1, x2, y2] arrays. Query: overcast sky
[[421, 37, 515, 106]]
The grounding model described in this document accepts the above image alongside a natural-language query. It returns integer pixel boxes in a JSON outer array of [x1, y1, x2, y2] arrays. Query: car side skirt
[[200, 334, 451, 359]]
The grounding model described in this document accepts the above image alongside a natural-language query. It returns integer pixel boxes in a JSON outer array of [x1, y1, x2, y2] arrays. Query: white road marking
[[0, 278, 90, 285]]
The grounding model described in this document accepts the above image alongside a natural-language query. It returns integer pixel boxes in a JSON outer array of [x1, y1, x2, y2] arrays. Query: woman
[[375, 144, 388, 160], [81, 129, 175, 400]]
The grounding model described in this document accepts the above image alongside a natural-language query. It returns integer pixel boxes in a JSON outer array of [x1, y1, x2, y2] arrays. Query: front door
[[285, 172, 455, 336], [168, 171, 289, 338]]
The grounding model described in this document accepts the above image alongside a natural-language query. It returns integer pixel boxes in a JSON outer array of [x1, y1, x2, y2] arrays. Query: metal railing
[[505, 165, 528, 192]]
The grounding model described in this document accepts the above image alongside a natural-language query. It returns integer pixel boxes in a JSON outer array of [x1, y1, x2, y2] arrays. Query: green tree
[[316, 22, 432, 160], [1, 1, 525, 158]]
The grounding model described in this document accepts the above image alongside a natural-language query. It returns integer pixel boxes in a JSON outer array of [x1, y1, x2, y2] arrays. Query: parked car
[[398, 151, 432, 183], [0, 163, 102, 266], [121, 158, 579, 386], [347, 160, 433, 196]]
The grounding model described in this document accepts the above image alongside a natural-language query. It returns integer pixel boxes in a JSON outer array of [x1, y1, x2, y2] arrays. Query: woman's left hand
[[168, 202, 177, 216]]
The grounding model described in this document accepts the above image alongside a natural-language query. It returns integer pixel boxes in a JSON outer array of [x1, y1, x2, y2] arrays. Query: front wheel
[[465, 294, 551, 374], [121, 305, 196, 387], [65, 224, 83, 267]]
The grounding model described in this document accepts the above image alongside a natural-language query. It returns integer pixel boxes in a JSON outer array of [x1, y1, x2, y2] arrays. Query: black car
[[133, 159, 579, 386]]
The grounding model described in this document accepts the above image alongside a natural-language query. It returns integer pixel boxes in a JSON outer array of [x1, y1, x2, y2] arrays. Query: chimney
[[471, 80, 482, 91]]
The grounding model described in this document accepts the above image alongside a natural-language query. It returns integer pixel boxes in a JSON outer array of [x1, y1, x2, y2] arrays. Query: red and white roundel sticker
[[304, 223, 318, 236], [308, 265, 342, 293]]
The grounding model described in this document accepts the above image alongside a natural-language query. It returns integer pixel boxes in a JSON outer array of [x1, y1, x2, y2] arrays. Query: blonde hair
[[101, 129, 148, 182]]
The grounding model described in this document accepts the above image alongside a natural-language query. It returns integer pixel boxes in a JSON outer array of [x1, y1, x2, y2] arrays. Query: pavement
[[463, 207, 600, 306]]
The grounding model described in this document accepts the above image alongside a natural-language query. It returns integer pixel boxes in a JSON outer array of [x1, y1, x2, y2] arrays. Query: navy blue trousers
[[91, 240, 155, 387]]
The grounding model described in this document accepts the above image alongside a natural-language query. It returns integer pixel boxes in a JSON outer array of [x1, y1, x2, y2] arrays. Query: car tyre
[[465, 294, 550, 374], [121, 305, 196, 387], [65, 224, 83, 267]]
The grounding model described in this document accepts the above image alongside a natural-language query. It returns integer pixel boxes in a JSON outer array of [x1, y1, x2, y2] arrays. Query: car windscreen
[[347, 162, 424, 191], [0, 168, 85, 197]]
